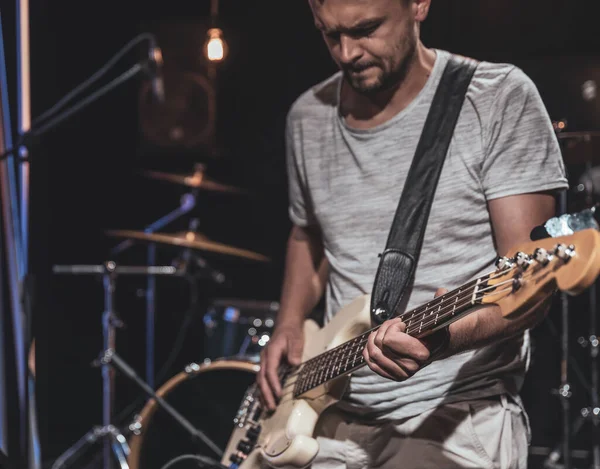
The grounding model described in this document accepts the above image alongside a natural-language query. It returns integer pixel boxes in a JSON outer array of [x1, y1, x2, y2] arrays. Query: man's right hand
[[257, 324, 305, 411]]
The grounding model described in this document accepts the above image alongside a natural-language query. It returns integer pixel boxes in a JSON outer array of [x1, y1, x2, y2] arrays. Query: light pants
[[312, 394, 529, 469]]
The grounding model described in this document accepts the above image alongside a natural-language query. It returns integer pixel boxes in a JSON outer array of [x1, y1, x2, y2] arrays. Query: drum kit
[[51, 163, 279, 469]]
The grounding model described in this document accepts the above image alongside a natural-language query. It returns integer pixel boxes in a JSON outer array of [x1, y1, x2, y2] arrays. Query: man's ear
[[413, 0, 431, 22]]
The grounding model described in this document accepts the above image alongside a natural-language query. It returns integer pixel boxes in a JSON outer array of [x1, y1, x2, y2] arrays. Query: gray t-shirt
[[285, 49, 568, 421]]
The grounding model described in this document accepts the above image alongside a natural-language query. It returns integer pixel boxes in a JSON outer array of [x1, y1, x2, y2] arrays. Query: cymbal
[[105, 230, 270, 262], [141, 168, 245, 194], [557, 131, 600, 164]]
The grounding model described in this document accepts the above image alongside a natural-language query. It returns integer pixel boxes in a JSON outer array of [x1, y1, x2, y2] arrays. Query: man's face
[[309, 0, 419, 95]]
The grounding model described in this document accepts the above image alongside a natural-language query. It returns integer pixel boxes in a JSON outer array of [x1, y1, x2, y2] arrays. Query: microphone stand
[[0, 60, 155, 163]]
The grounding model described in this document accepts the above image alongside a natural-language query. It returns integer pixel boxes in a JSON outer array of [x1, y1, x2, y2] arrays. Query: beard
[[342, 29, 418, 96]]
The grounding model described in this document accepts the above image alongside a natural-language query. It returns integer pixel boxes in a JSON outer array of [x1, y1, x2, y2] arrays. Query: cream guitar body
[[223, 294, 372, 469], [220, 229, 600, 469]]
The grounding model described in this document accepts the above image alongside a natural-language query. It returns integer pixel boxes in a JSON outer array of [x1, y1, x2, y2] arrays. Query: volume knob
[[237, 439, 253, 454], [246, 425, 261, 441]]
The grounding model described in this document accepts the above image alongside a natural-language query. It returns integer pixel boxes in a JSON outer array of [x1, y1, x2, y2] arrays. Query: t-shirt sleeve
[[481, 67, 569, 200], [286, 113, 317, 227]]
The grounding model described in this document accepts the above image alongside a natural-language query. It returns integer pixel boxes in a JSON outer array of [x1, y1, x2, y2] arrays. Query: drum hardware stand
[[51, 262, 184, 469], [544, 279, 600, 469], [537, 188, 600, 469], [110, 191, 198, 390], [97, 348, 224, 460], [578, 278, 600, 469], [541, 172, 573, 469], [579, 280, 600, 469]]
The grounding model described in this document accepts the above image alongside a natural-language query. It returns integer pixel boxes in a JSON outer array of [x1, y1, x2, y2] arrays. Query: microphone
[[530, 205, 600, 240], [147, 38, 165, 103]]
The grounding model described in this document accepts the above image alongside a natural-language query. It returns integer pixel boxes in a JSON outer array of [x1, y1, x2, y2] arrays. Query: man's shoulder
[[287, 71, 342, 124], [467, 55, 538, 104]]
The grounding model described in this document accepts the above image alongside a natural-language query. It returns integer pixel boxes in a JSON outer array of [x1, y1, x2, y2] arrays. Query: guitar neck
[[292, 273, 491, 397]]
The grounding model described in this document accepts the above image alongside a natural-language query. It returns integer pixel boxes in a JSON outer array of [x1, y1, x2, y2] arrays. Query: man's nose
[[339, 35, 363, 65]]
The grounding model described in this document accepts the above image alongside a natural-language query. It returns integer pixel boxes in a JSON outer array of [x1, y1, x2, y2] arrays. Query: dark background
[[0, 0, 599, 467]]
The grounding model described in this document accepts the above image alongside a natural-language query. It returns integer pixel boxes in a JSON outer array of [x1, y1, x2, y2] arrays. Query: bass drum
[[128, 358, 260, 469]]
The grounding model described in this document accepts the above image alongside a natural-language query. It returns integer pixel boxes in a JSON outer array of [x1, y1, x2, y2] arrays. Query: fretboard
[[292, 274, 490, 397]]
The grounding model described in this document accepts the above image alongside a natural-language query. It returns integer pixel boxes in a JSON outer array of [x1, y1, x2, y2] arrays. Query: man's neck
[[340, 43, 437, 130]]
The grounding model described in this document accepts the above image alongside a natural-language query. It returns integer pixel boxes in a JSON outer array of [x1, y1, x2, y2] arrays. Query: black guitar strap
[[370, 55, 479, 325]]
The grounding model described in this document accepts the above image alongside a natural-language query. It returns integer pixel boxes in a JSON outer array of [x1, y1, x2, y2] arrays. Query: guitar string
[[287, 286, 515, 398], [287, 273, 487, 378], [288, 277, 530, 396], [285, 272, 522, 393], [286, 291, 495, 394], [291, 262, 522, 374], [286, 270, 519, 385], [285, 285, 514, 395], [279, 260, 548, 397], [255, 255, 560, 408]]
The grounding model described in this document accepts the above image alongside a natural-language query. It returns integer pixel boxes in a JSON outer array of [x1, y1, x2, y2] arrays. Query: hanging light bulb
[[204, 28, 228, 63]]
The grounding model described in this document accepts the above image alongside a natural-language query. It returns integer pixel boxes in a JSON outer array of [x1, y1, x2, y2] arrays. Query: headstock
[[480, 228, 600, 317]]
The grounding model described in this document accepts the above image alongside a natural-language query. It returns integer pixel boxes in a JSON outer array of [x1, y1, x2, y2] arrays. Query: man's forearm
[[276, 225, 328, 328], [438, 296, 551, 359]]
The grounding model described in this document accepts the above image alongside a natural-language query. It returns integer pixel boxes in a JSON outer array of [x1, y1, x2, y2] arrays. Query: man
[[257, 0, 568, 467]]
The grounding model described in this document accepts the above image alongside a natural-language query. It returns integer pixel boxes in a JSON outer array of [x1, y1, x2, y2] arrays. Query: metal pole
[[559, 189, 572, 469], [16, 0, 30, 268], [16, 0, 41, 467], [589, 279, 600, 469], [0, 8, 26, 465], [0, 12, 13, 458], [102, 264, 117, 469], [0, 177, 7, 462], [146, 243, 156, 389]]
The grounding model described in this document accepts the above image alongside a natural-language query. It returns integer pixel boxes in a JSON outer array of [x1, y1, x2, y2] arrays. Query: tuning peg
[[512, 275, 524, 291], [495, 256, 515, 271], [515, 252, 532, 270], [533, 248, 552, 266], [553, 243, 575, 262]]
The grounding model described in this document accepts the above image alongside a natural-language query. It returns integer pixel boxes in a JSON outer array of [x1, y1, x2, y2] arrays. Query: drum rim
[[127, 357, 260, 469]]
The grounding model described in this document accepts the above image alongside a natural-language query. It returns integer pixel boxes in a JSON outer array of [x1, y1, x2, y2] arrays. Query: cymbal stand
[[110, 191, 196, 390], [51, 262, 183, 469]]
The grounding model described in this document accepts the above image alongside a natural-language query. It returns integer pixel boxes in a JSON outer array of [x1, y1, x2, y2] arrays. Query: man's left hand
[[363, 288, 449, 381]]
